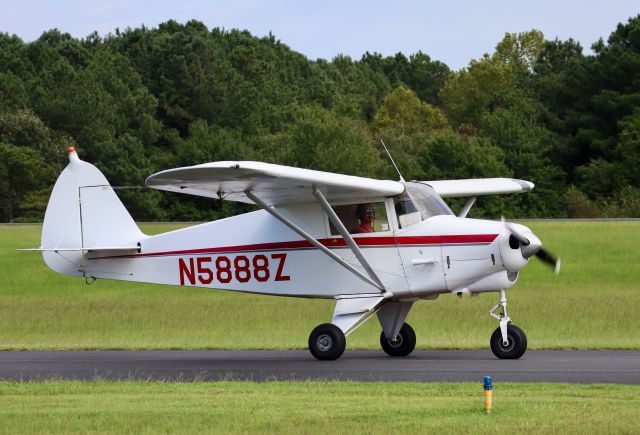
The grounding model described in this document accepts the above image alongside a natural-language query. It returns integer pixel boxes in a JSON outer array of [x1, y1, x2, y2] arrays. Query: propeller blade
[[535, 248, 561, 274]]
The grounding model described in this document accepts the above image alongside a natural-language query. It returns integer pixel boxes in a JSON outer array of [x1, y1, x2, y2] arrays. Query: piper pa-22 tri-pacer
[[28, 147, 560, 360]]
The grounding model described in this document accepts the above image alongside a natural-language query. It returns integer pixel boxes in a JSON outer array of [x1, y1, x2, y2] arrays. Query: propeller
[[503, 219, 561, 274], [535, 248, 561, 274]]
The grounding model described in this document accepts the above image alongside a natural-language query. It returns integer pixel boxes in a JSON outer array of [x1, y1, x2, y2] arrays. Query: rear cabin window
[[329, 202, 389, 236]]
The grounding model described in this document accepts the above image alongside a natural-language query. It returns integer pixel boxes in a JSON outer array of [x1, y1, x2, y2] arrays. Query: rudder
[[41, 148, 145, 276]]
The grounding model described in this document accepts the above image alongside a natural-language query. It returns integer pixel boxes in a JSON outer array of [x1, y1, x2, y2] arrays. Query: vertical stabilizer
[[41, 147, 145, 276]]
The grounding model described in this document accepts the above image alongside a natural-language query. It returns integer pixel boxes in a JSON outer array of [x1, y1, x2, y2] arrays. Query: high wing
[[146, 161, 405, 205], [424, 178, 534, 198]]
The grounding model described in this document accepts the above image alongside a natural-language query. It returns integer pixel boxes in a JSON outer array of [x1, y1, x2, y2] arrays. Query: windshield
[[394, 182, 453, 228]]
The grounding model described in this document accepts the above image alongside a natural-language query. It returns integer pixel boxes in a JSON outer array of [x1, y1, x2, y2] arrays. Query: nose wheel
[[490, 324, 527, 359], [488, 290, 527, 359]]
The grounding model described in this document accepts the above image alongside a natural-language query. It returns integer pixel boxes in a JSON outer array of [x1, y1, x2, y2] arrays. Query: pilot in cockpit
[[351, 203, 375, 234]]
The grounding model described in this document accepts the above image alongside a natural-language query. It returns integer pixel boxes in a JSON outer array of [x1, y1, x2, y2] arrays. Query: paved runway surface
[[1, 350, 638, 383]]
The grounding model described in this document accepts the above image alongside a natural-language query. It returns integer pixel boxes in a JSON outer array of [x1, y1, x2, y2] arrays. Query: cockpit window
[[394, 182, 453, 229], [329, 202, 390, 235]]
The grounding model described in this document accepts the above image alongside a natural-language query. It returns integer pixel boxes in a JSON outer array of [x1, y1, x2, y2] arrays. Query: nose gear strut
[[488, 290, 527, 359], [489, 290, 511, 346]]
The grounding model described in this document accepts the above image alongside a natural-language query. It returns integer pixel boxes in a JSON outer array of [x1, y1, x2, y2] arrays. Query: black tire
[[490, 324, 527, 359], [308, 323, 346, 360], [380, 323, 416, 357]]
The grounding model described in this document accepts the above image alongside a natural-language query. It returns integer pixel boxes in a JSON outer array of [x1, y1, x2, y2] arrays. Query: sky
[[1, 0, 639, 70]]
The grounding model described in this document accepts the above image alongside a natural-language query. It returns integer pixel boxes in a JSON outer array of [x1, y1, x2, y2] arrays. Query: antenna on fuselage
[[379, 139, 405, 182]]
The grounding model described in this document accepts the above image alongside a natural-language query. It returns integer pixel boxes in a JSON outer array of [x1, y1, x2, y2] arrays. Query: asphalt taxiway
[[1, 350, 638, 383]]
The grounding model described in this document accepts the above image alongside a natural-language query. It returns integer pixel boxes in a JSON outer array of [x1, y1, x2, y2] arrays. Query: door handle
[[411, 258, 439, 266]]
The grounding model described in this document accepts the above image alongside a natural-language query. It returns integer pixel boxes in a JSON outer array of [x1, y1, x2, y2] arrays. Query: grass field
[[1, 221, 638, 350], [0, 381, 638, 433]]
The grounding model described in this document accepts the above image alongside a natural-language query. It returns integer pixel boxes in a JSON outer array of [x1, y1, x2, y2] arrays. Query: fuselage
[[84, 205, 525, 299]]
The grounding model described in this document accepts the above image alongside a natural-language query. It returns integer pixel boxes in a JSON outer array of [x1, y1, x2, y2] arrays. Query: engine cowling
[[497, 223, 539, 272]]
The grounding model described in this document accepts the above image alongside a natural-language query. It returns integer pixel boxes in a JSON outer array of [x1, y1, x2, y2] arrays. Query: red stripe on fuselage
[[89, 234, 498, 260]]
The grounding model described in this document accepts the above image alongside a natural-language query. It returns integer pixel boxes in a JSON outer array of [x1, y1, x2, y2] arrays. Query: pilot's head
[[356, 203, 375, 224]]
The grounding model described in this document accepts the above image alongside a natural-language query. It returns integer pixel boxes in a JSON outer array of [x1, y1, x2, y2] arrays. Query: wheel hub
[[388, 333, 404, 348], [317, 334, 333, 352], [498, 335, 515, 352]]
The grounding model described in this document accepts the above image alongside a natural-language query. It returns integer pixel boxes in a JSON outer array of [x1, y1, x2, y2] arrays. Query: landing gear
[[488, 290, 527, 359], [308, 323, 346, 360], [490, 324, 527, 359], [380, 322, 416, 357]]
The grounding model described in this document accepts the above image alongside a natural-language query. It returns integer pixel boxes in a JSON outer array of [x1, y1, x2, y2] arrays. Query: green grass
[[0, 381, 638, 433], [1, 221, 639, 350]]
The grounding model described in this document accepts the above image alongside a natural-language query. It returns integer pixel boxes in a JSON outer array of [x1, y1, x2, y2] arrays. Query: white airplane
[[25, 147, 559, 360]]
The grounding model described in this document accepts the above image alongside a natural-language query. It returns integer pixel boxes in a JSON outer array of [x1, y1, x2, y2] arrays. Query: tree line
[[1, 17, 640, 222]]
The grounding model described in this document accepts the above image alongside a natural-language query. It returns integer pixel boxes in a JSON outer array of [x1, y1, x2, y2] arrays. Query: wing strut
[[458, 196, 476, 218], [246, 191, 384, 291], [312, 187, 385, 291]]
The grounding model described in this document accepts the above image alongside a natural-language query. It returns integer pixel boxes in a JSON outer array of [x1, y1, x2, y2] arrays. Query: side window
[[394, 197, 422, 229], [393, 182, 454, 229], [329, 202, 389, 236]]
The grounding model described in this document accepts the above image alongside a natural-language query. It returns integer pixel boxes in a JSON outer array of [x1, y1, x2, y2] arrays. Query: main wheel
[[380, 323, 416, 357], [490, 324, 527, 359], [308, 323, 346, 360]]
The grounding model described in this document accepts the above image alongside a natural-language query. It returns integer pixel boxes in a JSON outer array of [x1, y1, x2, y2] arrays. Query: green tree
[[480, 90, 567, 216], [0, 110, 69, 221], [370, 86, 451, 180], [531, 38, 591, 174], [493, 30, 545, 75], [617, 110, 640, 187], [535, 16, 640, 204], [0, 144, 57, 221], [439, 57, 513, 127], [372, 86, 450, 136], [565, 186, 601, 218], [0, 109, 67, 164], [360, 51, 450, 105], [324, 54, 391, 119], [418, 131, 513, 218], [0, 33, 31, 109], [175, 120, 254, 166], [439, 30, 545, 128], [260, 106, 383, 177]]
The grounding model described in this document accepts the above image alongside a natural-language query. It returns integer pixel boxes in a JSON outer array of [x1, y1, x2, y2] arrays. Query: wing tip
[[512, 179, 535, 191]]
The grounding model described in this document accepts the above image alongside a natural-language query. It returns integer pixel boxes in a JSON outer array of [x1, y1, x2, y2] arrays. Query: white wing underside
[[425, 178, 534, 198], [146, 161, 405, 205]]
